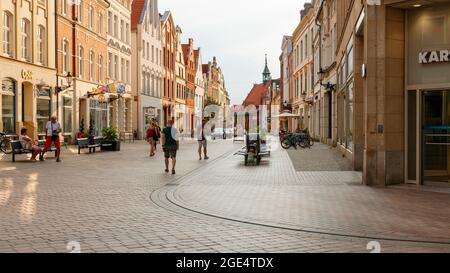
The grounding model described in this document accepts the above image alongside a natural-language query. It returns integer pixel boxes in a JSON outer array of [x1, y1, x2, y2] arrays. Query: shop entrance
[[422, 90, 450, 185], [22, 82, 35, 138]]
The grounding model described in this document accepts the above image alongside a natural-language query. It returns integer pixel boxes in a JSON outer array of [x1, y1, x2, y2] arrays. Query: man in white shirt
[[42, 116, 62, 162]]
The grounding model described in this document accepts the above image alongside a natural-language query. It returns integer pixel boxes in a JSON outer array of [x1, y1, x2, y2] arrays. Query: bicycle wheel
[[308, 136, 314, 147], [0, 138, 12, 154], [281, 138, 292, 149]]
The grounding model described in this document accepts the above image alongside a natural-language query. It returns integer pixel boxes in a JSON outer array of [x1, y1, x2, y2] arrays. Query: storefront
[[0, 62, 56, 139], [405, 2, 450, 186]]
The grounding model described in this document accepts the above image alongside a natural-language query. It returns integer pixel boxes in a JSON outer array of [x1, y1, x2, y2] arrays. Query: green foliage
[[88, 119, 94, 136], [102, 127, 119, 141], [79, 118, 86, 134]]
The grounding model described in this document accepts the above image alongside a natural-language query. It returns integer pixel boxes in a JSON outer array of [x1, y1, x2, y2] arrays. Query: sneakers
[[204, 156, 210, 160]]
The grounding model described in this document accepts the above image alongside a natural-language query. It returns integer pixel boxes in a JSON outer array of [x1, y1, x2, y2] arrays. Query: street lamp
[[318, 68, 336, 91], [55, 72, 73, 93]]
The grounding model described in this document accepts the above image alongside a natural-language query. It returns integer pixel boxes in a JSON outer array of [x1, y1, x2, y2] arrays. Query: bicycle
[[0, 132, 14, 154]]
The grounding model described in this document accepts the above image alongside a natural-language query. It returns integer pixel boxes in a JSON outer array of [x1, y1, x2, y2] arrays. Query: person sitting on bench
[[19, 127, 43, 162]]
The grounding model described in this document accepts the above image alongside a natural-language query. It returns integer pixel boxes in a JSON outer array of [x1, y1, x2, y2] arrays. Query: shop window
[[1, 79, 15, 133], [346, 83, 354, 151], [63, 96, 72, 133], [89, 100, 108, 136], [36, 89, 51, 134], [124, 100, 130, 131], [3, 11, 14, 57]]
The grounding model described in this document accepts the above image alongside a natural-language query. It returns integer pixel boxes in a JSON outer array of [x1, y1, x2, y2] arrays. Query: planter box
[[102, 140, 121, 152]]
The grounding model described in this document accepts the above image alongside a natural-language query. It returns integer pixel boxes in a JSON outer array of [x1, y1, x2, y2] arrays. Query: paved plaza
[[0, 138, 449, 253]]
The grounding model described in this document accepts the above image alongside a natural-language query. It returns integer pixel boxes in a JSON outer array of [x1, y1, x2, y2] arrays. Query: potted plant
[[77, 119, 89, 139], [101, 127, 120, 151]]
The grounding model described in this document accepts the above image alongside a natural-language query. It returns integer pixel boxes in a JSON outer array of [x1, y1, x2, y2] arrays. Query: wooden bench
[[11, 141, 33, 162], [77, 137, 108, 154]]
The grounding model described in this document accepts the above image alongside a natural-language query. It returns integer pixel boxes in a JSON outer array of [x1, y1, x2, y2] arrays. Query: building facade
[[0, 0, 56, 139], [182, 38, 196, 137], [194, 48, 205, 120], [131, 0, 163, 139], [174, 26, 186, 133], [161, 11, 176, 126], [280, 36, 293, 131], [292, 3, 314, 133], [106, 0, 133, 136]]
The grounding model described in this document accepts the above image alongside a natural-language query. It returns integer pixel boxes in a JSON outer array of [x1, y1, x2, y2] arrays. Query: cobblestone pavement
[[0, 138, 449, 253]]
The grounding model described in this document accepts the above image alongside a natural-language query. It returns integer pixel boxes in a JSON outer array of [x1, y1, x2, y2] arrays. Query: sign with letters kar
[[419, 50, 450, 64]]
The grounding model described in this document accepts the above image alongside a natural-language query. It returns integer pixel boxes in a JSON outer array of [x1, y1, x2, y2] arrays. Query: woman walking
[[146, 123, 157, 157]]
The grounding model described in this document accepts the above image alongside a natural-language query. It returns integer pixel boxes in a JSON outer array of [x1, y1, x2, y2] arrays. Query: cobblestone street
[[0, 139, 449, 253]]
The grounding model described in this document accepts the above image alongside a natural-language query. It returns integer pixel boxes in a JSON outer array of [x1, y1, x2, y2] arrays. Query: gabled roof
[[242, 81, 271, 107], [194, 49, 200, 67], [161, 11, 171, 23], [202, 64, 209, 74], [131, 0, 146, 31], [181, 44, 190, 65]]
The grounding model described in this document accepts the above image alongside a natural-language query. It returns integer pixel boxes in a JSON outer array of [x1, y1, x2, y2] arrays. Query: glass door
[[422, 90, 450, 185]]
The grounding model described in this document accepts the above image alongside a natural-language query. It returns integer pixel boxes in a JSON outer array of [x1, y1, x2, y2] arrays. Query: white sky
[[159, 0, 307, 105]]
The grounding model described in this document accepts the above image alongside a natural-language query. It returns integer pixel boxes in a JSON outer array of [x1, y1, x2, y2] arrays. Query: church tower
[[262, 54, 271, 83]]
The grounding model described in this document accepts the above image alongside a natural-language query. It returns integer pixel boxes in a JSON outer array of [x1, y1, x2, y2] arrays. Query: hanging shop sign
[[419, 50, 450, 64], [88, 82, 128, 99]]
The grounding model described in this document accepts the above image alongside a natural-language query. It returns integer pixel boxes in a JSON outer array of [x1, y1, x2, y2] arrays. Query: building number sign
[[21, 70, 33, 80]]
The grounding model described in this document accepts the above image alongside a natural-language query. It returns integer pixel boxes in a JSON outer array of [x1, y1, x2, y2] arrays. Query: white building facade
[[131, 0, 163, 139], [107, 0, 133, 136]]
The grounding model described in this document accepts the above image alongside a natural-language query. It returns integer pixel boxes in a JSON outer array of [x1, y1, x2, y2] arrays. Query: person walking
[[42, 116, 62, 162], [198, 118, 209, 160], [161, 119, 179, 175], [146, 123, 157, 157], [153, 122, 161, 151]]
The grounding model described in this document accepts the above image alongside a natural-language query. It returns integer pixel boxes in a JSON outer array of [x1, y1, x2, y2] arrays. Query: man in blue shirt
[[162, 119, 179, 174]]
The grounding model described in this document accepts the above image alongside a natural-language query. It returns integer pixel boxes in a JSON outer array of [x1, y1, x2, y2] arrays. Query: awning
[[274, 113, 301, 118]]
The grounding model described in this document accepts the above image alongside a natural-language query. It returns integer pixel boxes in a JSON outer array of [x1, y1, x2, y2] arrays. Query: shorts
[[198, 140, 207, 149], [148, 138, 156, 145], [45, 136, 61, 149], [163, 146, 177, 159]]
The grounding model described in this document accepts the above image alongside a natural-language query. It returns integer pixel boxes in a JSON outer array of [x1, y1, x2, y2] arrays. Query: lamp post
[[55, 72, 73, 93], [318, 68, 336, 91]]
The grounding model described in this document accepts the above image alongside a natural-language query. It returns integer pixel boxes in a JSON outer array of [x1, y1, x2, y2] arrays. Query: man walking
[[42, 116, 62, 162], [198, 118, 209, 160], [162, 119, 179, 174]]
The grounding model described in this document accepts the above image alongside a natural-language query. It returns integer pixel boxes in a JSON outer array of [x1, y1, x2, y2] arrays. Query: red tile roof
[[131, 0, 145, 31], [243, 81, 271, 107], [202, 64, 209, 74]]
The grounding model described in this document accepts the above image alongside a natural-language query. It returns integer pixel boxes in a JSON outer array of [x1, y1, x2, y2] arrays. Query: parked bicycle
[[0, 132, 15, 154], [281, 132, 311, 149]]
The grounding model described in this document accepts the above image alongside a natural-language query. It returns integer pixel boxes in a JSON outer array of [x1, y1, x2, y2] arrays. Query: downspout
[[55, 0, 59, 120]]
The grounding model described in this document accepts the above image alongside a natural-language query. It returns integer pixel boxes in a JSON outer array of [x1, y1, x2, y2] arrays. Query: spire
[[262, 54, 271, 83]]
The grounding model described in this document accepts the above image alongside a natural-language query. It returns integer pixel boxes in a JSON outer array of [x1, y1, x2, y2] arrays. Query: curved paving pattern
[[163, 141, 450, 245]]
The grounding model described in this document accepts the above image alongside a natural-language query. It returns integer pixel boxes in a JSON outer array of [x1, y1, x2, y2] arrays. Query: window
[[113, 15, 118, 37], [1, 79, 15, 134], [107, 11, 112, 34], [89, 6, 94, 29], [125, 23, 129, 43], [36, 91, 51, 134], [114, 55, 118, 80], [126, 60, 130, 83], [121, 58, 125, 82], [3, 12, 13, 56], [98, 13, 103, 33], [21, 19, 31, 61], [347, 40, 354, 77], [89, 100, 108, 136], [62, 40, 69, 73], [78, 46, 84, 78], [37, 25, 46, 65], [142, 72, 146, 93], [146, 42, 149, 60], [62, 0, 67, 15], [300, 40, 303, 61], [89, 50, 95, 81], [98, 55, 103, 83], [124, 100, 130, 131], [305, 34, 308, 57], [78, 0, 83, 22], [152, 45, 154, 62], [346, 83, 354, 150], [63, 96, 72, 133], [107, 52, 112, 78], [120, 19, 124, 41]]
